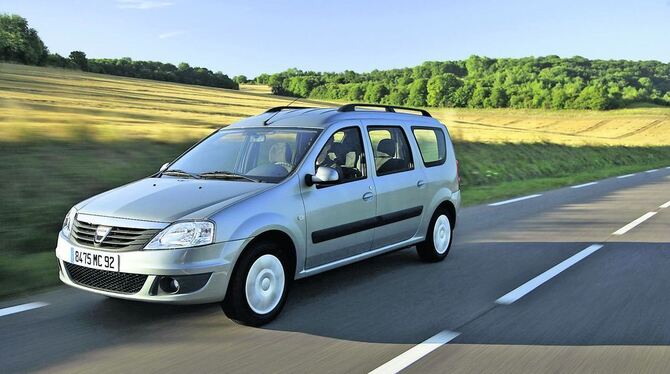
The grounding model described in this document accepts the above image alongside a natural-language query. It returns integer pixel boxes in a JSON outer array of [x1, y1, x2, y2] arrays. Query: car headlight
[[62, 207, 77, 237], [144, 221, 214, 250]]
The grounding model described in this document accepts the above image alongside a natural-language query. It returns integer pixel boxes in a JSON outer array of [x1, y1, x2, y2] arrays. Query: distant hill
[[0, 13, 238, 90], [3, 13, 669, 110]]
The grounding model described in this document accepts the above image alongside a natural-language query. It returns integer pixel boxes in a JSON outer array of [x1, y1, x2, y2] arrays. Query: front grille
[[71, 219, 160, 251], [64, 262, 148, 294]]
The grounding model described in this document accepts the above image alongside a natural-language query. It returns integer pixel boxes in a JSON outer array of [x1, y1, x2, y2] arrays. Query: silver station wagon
[[55, 103, 461, 325]]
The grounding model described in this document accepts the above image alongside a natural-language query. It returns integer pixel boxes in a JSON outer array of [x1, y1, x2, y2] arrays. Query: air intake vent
[[64, 262, 147, 294]]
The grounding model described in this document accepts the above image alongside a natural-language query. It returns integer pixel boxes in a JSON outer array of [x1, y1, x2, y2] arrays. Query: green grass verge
[[2, 138, 670, 299], [0, 252, 59, 297], [462, 163, 668, 206], [0, 138, 192, 299], [454, 141, 670, 205]]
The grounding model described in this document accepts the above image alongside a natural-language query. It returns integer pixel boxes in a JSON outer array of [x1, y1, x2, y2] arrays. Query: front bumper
[[55, 232, 247, 304]]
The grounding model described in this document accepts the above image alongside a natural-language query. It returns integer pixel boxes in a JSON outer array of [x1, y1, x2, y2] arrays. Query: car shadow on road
[[266, 238, 670, 346], [263, 239, 593, 343]]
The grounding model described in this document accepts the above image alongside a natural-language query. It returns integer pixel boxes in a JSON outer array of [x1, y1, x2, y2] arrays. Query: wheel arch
[[237, 229, 299, 279], [434, 199, 457, 228], [231, 228, 300, 286]]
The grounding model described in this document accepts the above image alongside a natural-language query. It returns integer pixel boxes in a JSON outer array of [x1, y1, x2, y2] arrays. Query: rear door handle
[[417, 180, 426, 188], [362, 192, 374, 201]]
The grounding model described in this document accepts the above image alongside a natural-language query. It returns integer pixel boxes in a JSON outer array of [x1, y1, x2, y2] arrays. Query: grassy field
[[2, 62, 670, 298]]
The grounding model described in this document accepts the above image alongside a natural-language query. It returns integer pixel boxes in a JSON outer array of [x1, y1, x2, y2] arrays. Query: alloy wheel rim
[[433, 215, 451, 254], [245, 254, 285, 315]]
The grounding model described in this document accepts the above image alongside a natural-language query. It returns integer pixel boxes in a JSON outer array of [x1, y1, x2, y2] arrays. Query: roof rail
[[264, 106, 314, 113], [337, 103, 432, 117]]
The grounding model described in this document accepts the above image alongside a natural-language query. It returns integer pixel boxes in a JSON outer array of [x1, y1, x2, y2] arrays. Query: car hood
[[78, 177, 272, 222]]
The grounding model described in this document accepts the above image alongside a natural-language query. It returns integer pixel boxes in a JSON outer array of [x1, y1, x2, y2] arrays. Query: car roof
[[227, 107, 444, 130]]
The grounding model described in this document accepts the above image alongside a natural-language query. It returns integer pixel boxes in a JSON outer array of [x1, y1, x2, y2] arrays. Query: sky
[[1, 0, 669, 77]]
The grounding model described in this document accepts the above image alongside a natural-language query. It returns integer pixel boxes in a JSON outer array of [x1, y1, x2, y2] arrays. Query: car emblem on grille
[[94, 226, 112, 245]]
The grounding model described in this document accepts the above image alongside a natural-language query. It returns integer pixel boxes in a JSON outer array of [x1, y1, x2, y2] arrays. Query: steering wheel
[[274, 161, 293, 171]]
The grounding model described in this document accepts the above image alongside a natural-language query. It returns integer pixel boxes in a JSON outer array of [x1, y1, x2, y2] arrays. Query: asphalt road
[[2, 167, 670, 373]]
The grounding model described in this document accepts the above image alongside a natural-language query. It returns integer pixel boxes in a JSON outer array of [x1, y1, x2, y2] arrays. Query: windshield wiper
[[162, 169, 201, 179], [199, 171, 261, 183]]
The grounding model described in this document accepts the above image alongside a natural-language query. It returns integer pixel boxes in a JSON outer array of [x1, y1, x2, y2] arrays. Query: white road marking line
[[488, 194, 541, 207], [660, 200, 670, 209], [645, 169, 658, 173], [570, 182, 598, 189], [369, 330, 460, 374], [0, 302, 48, 317], [613, 212, 658, 235], [617, 174, 635, 179], [496, 244, 604, 305]]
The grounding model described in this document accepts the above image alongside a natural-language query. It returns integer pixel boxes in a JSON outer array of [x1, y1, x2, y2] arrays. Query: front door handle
[[417, 180, 426, 188], [362, 192, 374, 201]]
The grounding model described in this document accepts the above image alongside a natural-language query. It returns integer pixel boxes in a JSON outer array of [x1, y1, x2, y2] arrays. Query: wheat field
[[0, 63, 327, 142], [435, 107, 670, 146], [2, 63, 669, 146]]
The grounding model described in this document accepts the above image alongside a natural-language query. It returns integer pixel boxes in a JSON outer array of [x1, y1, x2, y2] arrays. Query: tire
[[222, 241, 291, 326], [416, 210, 454, 262]]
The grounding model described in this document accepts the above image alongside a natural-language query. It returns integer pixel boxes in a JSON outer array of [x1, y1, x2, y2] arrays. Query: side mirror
[[159, 162, 170, 172], [306, 166, 340, 186]]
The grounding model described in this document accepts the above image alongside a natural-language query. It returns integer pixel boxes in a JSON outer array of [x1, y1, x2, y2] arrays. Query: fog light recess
[[159, 277, 180, 294]]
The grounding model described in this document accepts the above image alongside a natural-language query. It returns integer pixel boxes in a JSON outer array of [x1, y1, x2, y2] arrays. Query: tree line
[[257, 57, 670, 110], [0, 14, 238, 90]]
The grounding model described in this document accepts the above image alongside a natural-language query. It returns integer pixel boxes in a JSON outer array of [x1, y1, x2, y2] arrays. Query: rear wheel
[[416, 210, 453, 262], [222, 241, 291, 326]]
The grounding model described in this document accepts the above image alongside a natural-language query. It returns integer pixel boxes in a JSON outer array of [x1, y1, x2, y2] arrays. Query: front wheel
[[222, 241, 290, 326], [416, 211, 453, 262]]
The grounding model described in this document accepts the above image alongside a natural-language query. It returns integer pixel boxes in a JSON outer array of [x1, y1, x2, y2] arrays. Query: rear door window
[[367, 127, 414, 176]]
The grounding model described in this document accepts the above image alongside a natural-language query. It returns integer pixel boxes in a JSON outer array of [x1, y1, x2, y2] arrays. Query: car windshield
[[164, 128, 321, 183]]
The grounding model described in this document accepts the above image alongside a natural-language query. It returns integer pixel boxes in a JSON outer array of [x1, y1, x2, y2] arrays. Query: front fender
[[231, 212, 302, 244], [208, 175, 307, 275], [214, 211, 306, 277]]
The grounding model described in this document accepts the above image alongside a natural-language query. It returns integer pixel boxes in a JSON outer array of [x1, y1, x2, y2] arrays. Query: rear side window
[[412, 127, 446, 167]]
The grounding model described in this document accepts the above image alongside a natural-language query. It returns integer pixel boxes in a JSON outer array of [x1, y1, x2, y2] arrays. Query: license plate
[[70, 247, 119, 272]]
